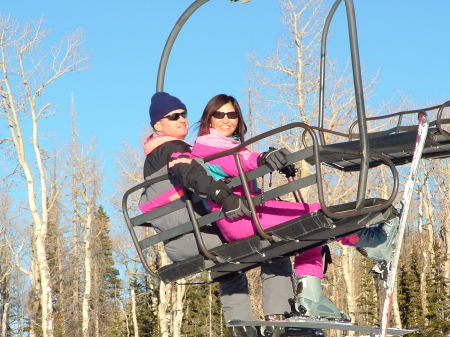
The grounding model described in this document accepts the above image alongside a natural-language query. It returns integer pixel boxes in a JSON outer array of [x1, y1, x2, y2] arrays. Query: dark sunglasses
[[212, 111, 239, 119], [162, 111, 187, 121]]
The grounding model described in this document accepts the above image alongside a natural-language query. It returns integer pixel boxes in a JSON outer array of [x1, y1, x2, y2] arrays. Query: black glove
[[279, 163, 297, 178], [222, 194, 252, 220], [258, 147, 291, 171], [208, 180, 231, 204]]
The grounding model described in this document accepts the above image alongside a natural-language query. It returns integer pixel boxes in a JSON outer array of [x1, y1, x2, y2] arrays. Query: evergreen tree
[[423, 240, 450, 337], [181, 275, 228, 337], [92, 206, 122, 336], [356, 257, 379, 326], [397, 248, 425, 336], [108, 304, 127, 337], [129, 275, 159, 337]]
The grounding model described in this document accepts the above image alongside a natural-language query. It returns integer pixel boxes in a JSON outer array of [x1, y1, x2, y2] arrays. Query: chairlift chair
[[122, 0, 450, 283]]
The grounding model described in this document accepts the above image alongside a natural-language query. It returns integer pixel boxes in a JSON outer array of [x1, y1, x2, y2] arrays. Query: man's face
[[154, 109, 188, 139]]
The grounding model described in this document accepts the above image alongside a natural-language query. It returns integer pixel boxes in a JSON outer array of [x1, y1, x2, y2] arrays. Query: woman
[[192, 94, 398, 321]]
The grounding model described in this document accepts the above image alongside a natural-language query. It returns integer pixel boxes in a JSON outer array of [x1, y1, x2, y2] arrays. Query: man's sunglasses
[[212, 111, 239, 119], [162, 111, 187, 121]]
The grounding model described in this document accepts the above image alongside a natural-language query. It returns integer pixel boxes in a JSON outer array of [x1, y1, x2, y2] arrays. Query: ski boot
[[355, 215, 400, 280], [293, 275, 351, 322]]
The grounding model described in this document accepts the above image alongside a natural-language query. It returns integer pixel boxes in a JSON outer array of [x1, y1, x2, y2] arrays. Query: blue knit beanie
[[149, 92, 187, 126]]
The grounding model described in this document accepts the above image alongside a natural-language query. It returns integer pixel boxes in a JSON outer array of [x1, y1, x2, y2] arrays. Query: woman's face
[[209, 102, 239, 137]]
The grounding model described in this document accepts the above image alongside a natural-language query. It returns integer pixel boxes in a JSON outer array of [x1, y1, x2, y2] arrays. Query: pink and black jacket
[[139, 133, 231, 235]]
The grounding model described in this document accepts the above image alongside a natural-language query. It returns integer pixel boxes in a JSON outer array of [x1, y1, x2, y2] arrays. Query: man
[[139, 92, 294, 323]]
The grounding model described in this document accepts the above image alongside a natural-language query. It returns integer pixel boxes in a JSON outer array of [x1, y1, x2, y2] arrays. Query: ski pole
[[281, 164, 306, 204]]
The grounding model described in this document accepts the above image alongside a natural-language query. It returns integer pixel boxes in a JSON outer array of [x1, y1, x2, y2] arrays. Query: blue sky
[[4, 0, 450, 208]]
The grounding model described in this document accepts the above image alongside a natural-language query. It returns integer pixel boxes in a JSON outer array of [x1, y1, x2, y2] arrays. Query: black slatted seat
[[307, 127, 450, 172], [158, 199, 396, 282]]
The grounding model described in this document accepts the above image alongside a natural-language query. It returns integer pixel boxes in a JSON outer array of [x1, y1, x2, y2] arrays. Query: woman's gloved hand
[[258, 147, 291, 171]]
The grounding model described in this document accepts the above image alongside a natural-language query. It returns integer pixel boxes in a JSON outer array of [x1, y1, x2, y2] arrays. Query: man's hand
[[258, 147, 291, 171], [222, 194, 252, 220]]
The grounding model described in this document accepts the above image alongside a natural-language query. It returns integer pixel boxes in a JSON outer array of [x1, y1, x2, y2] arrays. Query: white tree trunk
[[131, 286, 139, 337], [1, 302, 8, 337], [171, 281, 186, 337], [392, 281, 402, 328], [341, 246, 355, 335], [35, 230, 54, 337], [421, 177, 436, 322], [29, 243, 40, 337], [443, 161, 450, 281], [209, 284, 212, 337], [82, 210, 92, 337], [158, 280, 171, 337], [445, 211, 450, 281], [157, 243, 172, 337], [71, 94, 81, 334]]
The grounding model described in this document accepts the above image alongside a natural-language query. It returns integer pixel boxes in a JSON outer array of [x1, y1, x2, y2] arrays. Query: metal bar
[[184, 195, 218, 261], [347, 101, 445, 137], [156, 0, 210, 91], [122, 185, 159, 280], [319, 0, 370, 210], [436, 100, 450, 140], [234, 152, 272, 240], [318, 0, 342, 145], [318, 152, 399, 219], [343, 0, 370, 210]]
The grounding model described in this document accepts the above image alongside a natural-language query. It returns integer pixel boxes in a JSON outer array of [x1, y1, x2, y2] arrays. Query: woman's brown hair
[[197, 94, 247, 142]]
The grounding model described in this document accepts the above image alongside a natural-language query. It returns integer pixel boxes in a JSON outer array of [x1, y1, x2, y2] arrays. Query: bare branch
[[7, 235, 32, 276]]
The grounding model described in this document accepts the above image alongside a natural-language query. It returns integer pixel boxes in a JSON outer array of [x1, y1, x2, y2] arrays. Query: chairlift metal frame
[[122, 0, 450, 282]]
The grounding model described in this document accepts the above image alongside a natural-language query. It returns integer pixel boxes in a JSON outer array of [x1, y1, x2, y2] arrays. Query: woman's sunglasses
[[212, 111, 239, 119], [162, 111, 187, 121]]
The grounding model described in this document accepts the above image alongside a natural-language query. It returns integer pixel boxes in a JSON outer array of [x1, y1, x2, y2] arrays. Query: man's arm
[[165, 140, 230, 204], [165, 141, 251, 219]]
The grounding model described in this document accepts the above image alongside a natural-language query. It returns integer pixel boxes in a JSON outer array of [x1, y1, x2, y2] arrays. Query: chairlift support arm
[[156, 0, 210, 92], [318, 0, 371, 211]]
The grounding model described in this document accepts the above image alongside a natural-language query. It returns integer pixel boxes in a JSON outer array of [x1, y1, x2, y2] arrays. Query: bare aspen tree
[[74, 152, 98, 337], [69, 93, 82, 336], [428, 158, 450, 281], [158, 270, 171, 337], [67, 93, 104, 337], [130, 272, 140, 337], [0, 191, 14, 337], [417, 168, 436, 323], [81, 199, 93, 337], [209, 283, 212, 337], [115, 239, 144, 337], [46, 153, 67, 336], [341, 246, 356, 328], [156, 250, 187, 337], [171, 281, 186, 337], [0, 16, 88, 337]]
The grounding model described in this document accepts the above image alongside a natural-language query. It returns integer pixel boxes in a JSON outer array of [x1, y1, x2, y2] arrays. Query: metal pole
[[156, 0, 210, 92], [318, 0, 342, 145], [343, 0, 370, 210], [319, 0, 370, 210]]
